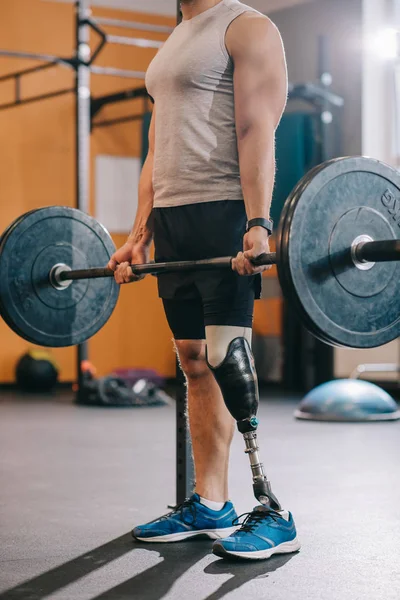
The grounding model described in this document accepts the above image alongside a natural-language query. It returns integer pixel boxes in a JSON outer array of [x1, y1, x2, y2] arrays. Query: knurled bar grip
[[58, 252, 278, 281]]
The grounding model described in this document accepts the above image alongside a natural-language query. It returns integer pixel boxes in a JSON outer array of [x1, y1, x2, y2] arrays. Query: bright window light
[[369, 28, 399, 61]]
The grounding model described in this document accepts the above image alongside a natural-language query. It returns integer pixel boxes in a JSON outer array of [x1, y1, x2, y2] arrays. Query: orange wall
[[0, 0, 279, 384], [0, 0, 176, 382]]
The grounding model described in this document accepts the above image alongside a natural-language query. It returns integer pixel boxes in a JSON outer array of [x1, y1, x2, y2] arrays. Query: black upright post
[[75, 0, 91, 397], [177, 0, 182, 23], [307, 34, 334, 389], [175, 0, 195, 505]]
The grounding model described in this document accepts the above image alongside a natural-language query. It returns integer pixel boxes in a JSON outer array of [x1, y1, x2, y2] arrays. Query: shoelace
[[158, 497, 198, 526], [233, 509, 283, 534]]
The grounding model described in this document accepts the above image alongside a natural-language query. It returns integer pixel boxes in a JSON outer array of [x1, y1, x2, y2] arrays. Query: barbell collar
[[49, 263, 73, 289], [355, 240, 400, 264]]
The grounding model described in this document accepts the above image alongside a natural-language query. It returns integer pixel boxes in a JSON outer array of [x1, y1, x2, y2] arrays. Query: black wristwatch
[[246, 218, 273, 237]]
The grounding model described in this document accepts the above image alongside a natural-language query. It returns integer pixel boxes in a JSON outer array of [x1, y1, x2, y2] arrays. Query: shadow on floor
[[0, 533, 134, 600], [203, 553, 296, 600], [0, 533, 297, 600]]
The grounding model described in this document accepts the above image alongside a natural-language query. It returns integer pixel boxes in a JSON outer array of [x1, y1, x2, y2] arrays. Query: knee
[[175, 340, 209, 380]]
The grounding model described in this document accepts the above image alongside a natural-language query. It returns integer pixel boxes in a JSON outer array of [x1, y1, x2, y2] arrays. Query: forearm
[[127, 151, 155, 247], [238, 126, 275, 221]]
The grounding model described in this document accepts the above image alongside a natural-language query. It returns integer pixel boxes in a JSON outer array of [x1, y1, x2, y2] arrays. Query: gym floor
[[0, 390, 399, 600]]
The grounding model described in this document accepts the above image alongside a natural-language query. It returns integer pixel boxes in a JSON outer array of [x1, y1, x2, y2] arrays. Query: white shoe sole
[[134, 526, 237, 543], [213, 537, 301, 560]]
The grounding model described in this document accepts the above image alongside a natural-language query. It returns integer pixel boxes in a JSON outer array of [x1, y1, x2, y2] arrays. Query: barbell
[[0, 156, 399, 349]]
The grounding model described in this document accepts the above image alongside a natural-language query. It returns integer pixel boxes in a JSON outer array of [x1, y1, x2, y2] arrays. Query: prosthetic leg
[[207, 337, 281, 510]]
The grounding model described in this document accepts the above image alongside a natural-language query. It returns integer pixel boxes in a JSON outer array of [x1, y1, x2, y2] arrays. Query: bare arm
[[227, 15, 287, 274], [127, 105, 156, 247], [108, 106, 156, 280], [227, 14, 287, 220]]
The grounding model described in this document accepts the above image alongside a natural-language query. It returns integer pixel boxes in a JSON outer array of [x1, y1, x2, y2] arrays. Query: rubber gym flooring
[[0, 389, 399, 600]]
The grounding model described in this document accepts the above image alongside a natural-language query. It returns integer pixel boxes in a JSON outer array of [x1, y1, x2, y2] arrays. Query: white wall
[[362, 0, 396, 164], [335, 0, 399, 381]]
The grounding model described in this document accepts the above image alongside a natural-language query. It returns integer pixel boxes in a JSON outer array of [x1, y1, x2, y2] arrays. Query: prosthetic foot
[[208, 337, 281, 510]]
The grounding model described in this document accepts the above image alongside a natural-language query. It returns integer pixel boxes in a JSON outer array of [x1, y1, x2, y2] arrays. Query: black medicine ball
[[15, 350, 59, 393]]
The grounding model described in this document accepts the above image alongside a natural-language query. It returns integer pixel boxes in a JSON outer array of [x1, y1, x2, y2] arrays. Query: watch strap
[[246, 218, 273, 236]]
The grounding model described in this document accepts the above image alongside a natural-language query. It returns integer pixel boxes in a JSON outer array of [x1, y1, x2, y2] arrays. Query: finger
[[117, 269, 126, 285], [125, 266, 137, 283], [244, 248, 266, 261], [253, 263, 274, 275], [232, 255, 243, 272], [236, 253, 248, 276], [244, 251, 274, 272], [108, 258, 118, 272], [123, 265, 132, 283], [119, 263, 131, 284], [115, 263, 127, 284], [244, 256, 273, 275], [243, 258, 256, 275], [123, 263, 145, 283], [232, 253, 242, 274]]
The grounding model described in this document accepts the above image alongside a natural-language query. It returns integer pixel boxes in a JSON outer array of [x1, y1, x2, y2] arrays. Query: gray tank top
[[145, 0, 260, 208]]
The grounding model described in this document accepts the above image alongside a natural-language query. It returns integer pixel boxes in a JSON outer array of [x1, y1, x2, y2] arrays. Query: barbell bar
[[1, 155, 400, 349], [53, 254, 277, 283], [353, 239, 400, 264], [52, 238, 400, 285]]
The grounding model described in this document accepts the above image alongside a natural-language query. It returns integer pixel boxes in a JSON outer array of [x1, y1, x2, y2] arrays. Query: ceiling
[[47, 0, 315, 17]]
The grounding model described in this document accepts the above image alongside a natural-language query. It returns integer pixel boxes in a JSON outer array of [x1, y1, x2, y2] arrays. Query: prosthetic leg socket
[[208, 337, 281, 510]]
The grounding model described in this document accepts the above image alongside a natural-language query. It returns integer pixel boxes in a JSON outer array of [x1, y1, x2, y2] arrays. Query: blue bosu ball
[[295, 379, 400, 422]]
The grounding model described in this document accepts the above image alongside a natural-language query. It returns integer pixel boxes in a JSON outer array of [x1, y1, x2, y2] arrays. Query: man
[[108, 0, 300, 561]]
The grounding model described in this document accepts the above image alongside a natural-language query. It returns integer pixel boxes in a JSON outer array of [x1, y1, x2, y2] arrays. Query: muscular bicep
[[227, 16, 288, 139]]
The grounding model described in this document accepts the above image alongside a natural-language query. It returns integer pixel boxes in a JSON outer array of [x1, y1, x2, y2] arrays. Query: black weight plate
[[277, 162, 333, 343], [0, 210, 38, 246], [278, 157, 400, 348], [0, 207, 119, 347], [280, 162, 344, 346], [0, 210, 40, 340], [278, 159, 379, 347]]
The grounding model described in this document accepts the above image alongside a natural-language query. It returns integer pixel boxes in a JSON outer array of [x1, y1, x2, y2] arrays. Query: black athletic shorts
[[153, 200, 262, 340]]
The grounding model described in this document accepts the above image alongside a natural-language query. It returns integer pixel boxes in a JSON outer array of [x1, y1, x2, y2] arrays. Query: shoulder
[[226, 13, 283, 57]]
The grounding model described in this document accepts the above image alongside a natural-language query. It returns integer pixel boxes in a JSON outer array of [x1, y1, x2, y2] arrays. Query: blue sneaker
[[212, 506, 301, 560], [133, 494, 237, 543]]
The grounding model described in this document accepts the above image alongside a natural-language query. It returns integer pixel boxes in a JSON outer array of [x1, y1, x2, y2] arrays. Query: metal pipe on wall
[[0, 49, 72, 66], [75, 0, 91, 395], [93, 17, 173, 34], [0, 62, 56, 84], [90, 65, 146, 79], [106, 35, 163, 49]]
